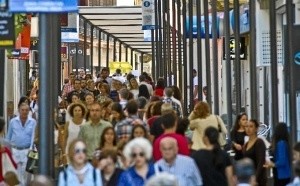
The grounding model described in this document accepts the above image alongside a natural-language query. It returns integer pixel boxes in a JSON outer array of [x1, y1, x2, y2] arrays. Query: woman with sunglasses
[[58, 139, 102, 186], [118, 138, 155, 186]]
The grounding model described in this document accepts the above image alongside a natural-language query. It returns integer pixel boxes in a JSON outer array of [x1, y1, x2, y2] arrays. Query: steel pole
[[196, 0, 202, 101], [113, 39, 116, 61], [38, 13, 57, 176], [98, 30, 101, 70], [131, 48, 134, 67], [119, 41, 122, 62], [91, 26, 94, 75], [211, 0, 219, 114], [203, 0, 211, 105], [167, 0, 172, 86], [75, 43, 78, 74], [286, 0, 297, 144], [249, 0, 258, 119], [151, 30, 156, 80], [0, 50, 4, 117], [182, 0, 188, 115], [224, 0, 233, 129], [141, 52, 144, 73], [172, 0, 177, 86], [83, 21, 87, 71], [158, 0, 163, 77], [269, 0, 279, 129], [177, 0, 183, 90], [154, 0, 160, 80], [125, 46, 128, 62], [234, 0, 241, 114], [162, 0, 167, 82], [106, 34, 109, 67], [188, 0, 194, 110]]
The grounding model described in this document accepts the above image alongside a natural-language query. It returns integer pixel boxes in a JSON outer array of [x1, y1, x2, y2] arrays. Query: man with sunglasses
[[155, 137, 203, 186]]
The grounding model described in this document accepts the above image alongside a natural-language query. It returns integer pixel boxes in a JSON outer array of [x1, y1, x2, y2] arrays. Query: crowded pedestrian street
[[1, 0, 300, 186]]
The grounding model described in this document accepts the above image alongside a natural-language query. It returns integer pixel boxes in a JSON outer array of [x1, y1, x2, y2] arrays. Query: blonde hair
[[68, 139, 87, 165]]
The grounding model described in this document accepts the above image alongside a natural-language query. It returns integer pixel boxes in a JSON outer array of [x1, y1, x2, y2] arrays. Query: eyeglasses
[[131, 152, 145, 158], [74, 148, 87, 154]]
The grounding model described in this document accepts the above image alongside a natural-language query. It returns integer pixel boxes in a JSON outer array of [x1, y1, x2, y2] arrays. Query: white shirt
[[66, 119, 86, 154]]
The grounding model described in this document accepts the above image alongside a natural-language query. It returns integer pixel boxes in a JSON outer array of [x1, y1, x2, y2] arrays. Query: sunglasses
[[131, 152, 145, 158], [74, 148, 87, 154]]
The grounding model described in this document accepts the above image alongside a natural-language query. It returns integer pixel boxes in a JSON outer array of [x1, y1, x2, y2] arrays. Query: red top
[[154, 88, 164, 97], [153, 133, 190, 161], [0, 147, 17, 181], [147, 116, 159, 128]]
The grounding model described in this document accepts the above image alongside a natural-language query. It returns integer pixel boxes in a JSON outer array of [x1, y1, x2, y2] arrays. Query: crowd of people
[[1, 67, 300, 186]]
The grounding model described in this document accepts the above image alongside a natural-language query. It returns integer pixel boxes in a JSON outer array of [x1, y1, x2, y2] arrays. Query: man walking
[[6, 103, 36, 186]]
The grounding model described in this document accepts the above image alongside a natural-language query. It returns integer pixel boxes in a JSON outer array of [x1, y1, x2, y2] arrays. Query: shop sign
[[186, 16, 220, 39], [0, 12, 15, 48], [61, 13, 79, 43], [142, 0, 156, 30], [222, 37, 246, 60], [9, 0, 78, 13]]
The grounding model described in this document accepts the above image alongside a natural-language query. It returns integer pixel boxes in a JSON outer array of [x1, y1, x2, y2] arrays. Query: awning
[[79, 6, 152, 54]]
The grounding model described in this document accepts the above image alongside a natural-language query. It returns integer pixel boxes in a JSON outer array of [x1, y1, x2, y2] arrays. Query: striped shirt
[[155, 154, 203, 186]]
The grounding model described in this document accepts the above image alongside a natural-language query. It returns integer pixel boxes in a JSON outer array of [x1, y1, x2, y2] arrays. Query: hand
[[234, 143, 242, 151], [263, 161, 275, 168], [98, 159, 109, 170]]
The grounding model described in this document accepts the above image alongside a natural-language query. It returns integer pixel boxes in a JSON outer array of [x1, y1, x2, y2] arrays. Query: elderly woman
[[118, 138, 155, 186], [189, 101, 227, 151], [58, 139, 102, 186]]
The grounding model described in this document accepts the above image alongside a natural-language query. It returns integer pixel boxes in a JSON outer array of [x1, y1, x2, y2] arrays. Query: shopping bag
[[25, 150, 38, 174]]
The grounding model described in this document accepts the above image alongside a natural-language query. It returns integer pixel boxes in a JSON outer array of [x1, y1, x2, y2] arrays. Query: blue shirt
[[58, 163, 102, 186], [6, 116, 36, 148], [118, 163, 156, 186], [274, 140, 292, 179], [155, 155, 203, 186]]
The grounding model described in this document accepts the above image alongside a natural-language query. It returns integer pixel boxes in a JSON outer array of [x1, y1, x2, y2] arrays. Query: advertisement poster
[[0, 12, 15, 48]]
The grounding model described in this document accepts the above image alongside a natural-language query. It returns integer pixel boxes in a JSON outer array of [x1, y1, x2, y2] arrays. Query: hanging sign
[[142, 0, 156, 30], [222, 37, 246, 60], [0, 12, 15, 48], [186, 16, 220, 39], [9, 0, 78, 13], [61, 13, 79, 43]]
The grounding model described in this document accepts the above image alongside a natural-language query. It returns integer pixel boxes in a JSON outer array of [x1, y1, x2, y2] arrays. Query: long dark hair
[[232, 112, 247, 132], [99, 127, 117, 149], [205, 127, 225, 170], [272, 123, 290, 153], [138, 85, 150, 100]]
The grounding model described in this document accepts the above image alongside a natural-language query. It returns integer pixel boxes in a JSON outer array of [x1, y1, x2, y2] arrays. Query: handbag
[[1, 148, 17, 175], [25, 149, 38, 174], [215, 115, 227, 147]]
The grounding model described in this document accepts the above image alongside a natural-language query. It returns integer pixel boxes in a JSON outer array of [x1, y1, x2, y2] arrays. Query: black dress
[[101, 168, 123, 186], [192, 149, 232, 186], [243, 138, 267, 186], [230, 130, 246, 160]]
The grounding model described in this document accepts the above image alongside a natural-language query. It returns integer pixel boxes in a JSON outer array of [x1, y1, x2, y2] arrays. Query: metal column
[[141, 52, 144, 73], [224, 0, 233, 129], [0, 50, 4, 116], [234, 0, 241, 114], [269, 0, 279, 129], [172, 0, 177, 86], [106, 34, 110, 67], [130, 48, 134, 67], [83, 21, 87, 71], [154, 0, 160, 80], [196, 0, 202, 101], [286, 0, 297, 144], [151, 30, 156, 80], [162, 0, 167, 81], [38, 14, 58, 177], [119, 41, 122, 62], [113, 39, 116, 61], [125, 46, 128, 62], [177, 0, 183, 90], [204, 0, 211, 105], [158, 0, 163, 77], [249, 0, 258, 119], [211, 0, 219, 114], [188, 0, 194, 110], [90, 26, 94, 75], [182, 0, 188, 115], [166, 0, 172, 86], [98, 30, 102, 70], [75, 43, 79, 74]]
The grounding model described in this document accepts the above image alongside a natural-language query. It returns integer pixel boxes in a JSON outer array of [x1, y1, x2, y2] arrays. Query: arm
[[96, 169, 102, 186], [217, 116, 228, 134], [255, 139, 266, 179], [189, 119, 198, 130], [58, 171, 66, 186], [5, 120, 13, 141], [30, 121, 37, 149], [193, 85, 199, 99], [225, 166, 234, 186]]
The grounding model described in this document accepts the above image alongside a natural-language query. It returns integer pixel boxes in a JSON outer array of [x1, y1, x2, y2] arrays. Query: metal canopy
[[79, 6, 152, 54]]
